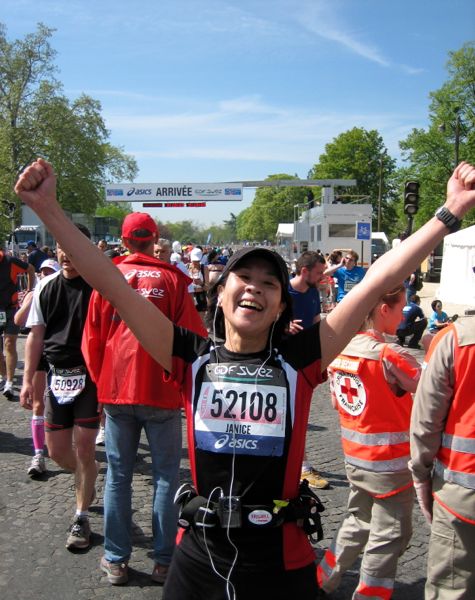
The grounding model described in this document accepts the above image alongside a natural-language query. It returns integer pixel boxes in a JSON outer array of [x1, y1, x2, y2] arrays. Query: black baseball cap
[[220, 247, 293, 315], [222, 247, 289, 288]]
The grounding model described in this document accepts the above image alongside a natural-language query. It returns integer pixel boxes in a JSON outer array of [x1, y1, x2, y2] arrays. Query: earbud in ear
[[217, 296, 223, 307], [275, 312, 281, 321]]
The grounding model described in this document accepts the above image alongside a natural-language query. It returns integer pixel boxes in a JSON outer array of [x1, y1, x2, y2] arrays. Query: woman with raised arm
[[15, 159, 475, 600]]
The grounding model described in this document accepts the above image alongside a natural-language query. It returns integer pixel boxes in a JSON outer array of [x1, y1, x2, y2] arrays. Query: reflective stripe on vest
[[341, 427, 409, 446], [345, 454, 410, 473], [434, 460, 475, 489], [434, 324, 475, 490], [441, 433, 475, 454]]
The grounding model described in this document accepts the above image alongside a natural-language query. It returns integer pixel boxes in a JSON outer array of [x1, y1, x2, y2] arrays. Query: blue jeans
[[103, 404, 182, 565]]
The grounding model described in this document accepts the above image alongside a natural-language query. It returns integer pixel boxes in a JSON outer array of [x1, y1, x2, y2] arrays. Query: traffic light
[[404, 181, 419, 216], [306, 189, 315, 209]]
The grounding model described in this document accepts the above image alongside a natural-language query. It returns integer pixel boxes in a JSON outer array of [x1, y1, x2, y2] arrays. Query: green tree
[[95, 202, 132, 223], [399, 43, 475, 228], [166, 220, 203, 244], [309, 127, 399, 234], [236, 174, 309, 241], [0, 23, 137, 239]]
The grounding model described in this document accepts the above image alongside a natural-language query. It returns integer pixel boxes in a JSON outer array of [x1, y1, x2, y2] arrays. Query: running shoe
[[100, 557, 128, 585], [3, 381, 14, 401], [95, 425, 105, 446], [65, 516, 91, 550], [301, 466, 330, 490], [27, 454, 46, 477], [151, 563, 169, 584]]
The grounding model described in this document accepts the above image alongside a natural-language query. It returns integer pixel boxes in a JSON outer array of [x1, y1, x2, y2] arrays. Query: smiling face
[[219, 257, 285, 353]]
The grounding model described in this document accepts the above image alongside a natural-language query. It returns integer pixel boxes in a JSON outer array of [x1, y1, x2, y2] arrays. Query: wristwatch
[[434, 206, 461, 233]]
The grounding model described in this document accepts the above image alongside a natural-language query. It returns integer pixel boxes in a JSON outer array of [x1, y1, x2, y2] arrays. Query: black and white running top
[[167, 323, 325, 572], [26, 270, 92, 368]]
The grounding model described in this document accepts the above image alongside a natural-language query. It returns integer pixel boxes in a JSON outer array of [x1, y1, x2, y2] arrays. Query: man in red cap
[[82, 212, 207, 586]]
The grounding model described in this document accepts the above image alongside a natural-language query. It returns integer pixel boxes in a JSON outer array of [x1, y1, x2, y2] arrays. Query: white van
[[371, 232, 389, 262]]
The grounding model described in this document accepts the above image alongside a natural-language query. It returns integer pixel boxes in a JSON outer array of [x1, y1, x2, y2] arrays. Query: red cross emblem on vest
[[341, 377, 358, 404]]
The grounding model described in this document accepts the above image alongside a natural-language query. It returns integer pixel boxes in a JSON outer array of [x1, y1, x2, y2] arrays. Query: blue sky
[[3, 0, 474, 226]]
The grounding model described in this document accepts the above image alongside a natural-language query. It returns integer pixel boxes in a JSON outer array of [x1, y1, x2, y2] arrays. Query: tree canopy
[[309, 127, 399, 234], [236, 175, 311, 241], [0, 23, 137, 240], [399, 42, 475, 227]]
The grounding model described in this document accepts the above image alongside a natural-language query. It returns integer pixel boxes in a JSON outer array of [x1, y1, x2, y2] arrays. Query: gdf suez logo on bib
[[333, 372, 366, 416]]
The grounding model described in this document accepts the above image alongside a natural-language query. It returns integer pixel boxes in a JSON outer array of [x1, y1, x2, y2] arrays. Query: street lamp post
[[438, 106, 461, 169], [454, 108, 460, 167], [377, 155, 385, 232]]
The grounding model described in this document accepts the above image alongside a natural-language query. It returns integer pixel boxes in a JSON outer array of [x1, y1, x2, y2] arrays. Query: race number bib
[[51, 367, 86, 404], [194, 363, 288, 457], [0, 311, 6, 326], [344, 280, 357, 292]]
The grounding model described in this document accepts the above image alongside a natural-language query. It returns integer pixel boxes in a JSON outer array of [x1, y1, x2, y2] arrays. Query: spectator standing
[[318, 285, 421, 599], [97, 240, 108, 252], [0, 245, 35, 399], [396, 294, 427, 349], [26, 240, 48, 272], [326, 250, 366, 303], [404, 268, 422, 304], [410, 307, 475, 599], [288, 251, 330, 490], [15, 259, 60, 476], [188, 247, 207, 311], [21, 224, 100, 551], [154, 238, 172, 262], [204, 249, 224, 289]]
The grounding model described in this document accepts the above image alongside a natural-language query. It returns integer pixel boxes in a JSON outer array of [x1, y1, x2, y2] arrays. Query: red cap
[[121, 212, 158, 241]]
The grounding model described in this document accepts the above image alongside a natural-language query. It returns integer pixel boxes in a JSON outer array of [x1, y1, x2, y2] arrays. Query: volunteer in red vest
[[409, 289, 475, 599], [318, 284, 421, 600]]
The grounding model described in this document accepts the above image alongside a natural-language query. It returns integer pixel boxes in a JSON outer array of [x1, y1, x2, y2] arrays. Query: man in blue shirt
[[396, 294, 427, 349], [326, 250, 366, 303]]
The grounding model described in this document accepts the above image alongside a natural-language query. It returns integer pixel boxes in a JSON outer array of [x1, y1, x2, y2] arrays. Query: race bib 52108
[[194, 363, 288, 457]]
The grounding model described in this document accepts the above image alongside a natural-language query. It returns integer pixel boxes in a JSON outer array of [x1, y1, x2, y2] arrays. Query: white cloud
[[293, 0, 422, 73], [102, 94, 425, 166]]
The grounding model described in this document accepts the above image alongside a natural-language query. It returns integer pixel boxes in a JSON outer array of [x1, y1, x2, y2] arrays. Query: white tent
[[439, 225, 475, 306]]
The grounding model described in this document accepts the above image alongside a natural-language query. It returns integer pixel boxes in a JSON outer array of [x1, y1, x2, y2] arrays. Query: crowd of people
[[0, 158, 473, 600]]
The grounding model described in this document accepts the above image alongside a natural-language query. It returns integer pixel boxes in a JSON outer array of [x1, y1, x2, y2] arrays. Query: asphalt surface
[[0, 335, 430, 600]]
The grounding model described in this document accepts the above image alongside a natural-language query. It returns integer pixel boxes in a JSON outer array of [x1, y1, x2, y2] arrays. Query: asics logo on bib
[[214, 435, 258, 451]]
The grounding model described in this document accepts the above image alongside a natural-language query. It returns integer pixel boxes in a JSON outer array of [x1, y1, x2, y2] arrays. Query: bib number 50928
[[51, 373, 86, 404]]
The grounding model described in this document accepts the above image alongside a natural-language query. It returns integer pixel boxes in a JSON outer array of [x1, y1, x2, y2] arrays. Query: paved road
[[0, 336, 430, 600]]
